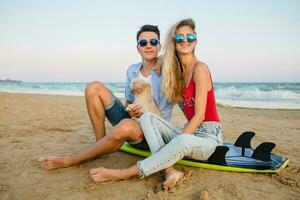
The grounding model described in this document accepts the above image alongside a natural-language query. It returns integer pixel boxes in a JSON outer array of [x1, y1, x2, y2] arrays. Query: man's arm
[[124, 65, 143, 118]]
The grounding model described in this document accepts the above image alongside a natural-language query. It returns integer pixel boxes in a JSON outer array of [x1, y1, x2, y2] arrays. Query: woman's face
[[174, 25, 197, 55]]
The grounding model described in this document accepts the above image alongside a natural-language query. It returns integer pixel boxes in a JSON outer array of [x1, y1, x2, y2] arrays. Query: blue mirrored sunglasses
[[174, 33, 197, 43], [138, 39, 159, 47]]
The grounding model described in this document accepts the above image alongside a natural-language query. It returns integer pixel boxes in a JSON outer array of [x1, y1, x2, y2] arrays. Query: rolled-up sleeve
[[125, 68, 134, 102]]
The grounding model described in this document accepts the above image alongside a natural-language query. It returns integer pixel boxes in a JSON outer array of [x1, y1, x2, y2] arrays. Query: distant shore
[[0, 78, 22, 83]]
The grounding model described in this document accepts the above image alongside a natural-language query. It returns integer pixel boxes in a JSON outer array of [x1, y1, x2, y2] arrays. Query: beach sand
[[0, 92, 299, 200]]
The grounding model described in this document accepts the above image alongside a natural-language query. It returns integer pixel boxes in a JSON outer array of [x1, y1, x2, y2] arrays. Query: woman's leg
[[139, 112, 181, 153], [90, 112, 184, 187], [89, 122, 222, 186], [163, 166, 184, 190], [138, 133, 218, 177], [140, 112, 184, 189], [89, 134, 199, 183], [89, 134, 218, 185]]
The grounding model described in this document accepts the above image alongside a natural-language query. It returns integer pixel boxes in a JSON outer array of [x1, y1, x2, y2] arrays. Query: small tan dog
[[126, 78, 161, 117]]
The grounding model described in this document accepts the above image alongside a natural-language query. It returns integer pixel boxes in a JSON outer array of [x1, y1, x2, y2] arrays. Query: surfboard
[[120, 131, 289, 173]]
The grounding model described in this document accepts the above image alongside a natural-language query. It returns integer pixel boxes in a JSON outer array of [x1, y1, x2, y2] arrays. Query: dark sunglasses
[[138, 39, 159, 47], [174, 33, 197, 43]]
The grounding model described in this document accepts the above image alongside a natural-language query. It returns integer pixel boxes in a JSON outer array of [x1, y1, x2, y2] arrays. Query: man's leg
[[39, 119, 142, 170], [90, 164, 139, 183], [85, 81, 114, 141], [90, 135, 188, 189]]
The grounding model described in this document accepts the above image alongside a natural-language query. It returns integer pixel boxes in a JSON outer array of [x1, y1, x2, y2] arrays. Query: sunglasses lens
[[150, 39, 158, 46], [138, 39, 148, 47], [187, 34, 197, 42], [174, 34, 184, 43]]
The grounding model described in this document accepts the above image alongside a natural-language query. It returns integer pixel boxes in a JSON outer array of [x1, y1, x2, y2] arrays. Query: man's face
[[137, 31, 160, 61]]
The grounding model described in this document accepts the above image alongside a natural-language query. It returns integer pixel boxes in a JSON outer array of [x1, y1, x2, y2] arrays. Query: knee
[[85, 81, 105, 98], [111, 119, 136, 140], [173, 134, 193, 149], [140, 112, 155, 122], [140, 112, 154, 129]]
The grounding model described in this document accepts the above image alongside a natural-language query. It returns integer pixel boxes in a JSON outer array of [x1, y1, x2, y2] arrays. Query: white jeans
[[138, 112, 223, 177]]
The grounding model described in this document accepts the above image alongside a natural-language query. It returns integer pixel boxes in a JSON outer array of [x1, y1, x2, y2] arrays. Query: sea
[[0, 82, 299, 109]]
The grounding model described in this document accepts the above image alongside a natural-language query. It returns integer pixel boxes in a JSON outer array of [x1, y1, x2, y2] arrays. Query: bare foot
[[90, 167, 124, 183], [38, 156, 73, 170], [163, 169, 184, 190], [90, 164, 139, 183]]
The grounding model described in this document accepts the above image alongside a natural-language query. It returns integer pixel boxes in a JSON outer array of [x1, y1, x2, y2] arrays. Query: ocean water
[[0, 82, 299, 109], [214, 82, 300, 109]]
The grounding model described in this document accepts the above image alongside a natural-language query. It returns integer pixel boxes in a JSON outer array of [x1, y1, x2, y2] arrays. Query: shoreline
[[0, 92, 299, 199], [1, 91, 299, 111]]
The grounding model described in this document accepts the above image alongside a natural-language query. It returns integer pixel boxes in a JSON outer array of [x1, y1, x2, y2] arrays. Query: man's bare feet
[[163, 168, 184, 190], [90, 165, 139, 183], [90, 167, 124, 183], [38, 156, 73, 170]]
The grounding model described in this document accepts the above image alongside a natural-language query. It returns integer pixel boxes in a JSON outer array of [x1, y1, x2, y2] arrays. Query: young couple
[[39, 18, 223, 189]]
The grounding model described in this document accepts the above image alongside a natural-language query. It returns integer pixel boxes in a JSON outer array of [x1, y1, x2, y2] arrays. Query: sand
[[0, 92, 299, 200]]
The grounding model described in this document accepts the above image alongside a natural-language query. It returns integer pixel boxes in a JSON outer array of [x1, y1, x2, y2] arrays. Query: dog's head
[[130, 78, 151, 95]]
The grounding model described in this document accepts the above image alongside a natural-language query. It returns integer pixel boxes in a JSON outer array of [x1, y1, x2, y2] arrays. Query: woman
[[90, 18, 223, 189]]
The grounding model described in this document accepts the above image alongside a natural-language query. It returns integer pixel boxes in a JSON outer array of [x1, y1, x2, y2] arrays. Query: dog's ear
[[130, 79, 151, 95]]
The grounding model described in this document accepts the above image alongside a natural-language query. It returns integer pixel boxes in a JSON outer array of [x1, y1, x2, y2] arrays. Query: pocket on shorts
[[105, 97, 130, 126]]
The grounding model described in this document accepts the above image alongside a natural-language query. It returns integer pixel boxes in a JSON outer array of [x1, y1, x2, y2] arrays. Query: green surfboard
[[120, 131, 289, 173]]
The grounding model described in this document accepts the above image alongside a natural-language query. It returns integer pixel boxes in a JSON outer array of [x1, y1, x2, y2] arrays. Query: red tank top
[[181, 74, 220, 122]]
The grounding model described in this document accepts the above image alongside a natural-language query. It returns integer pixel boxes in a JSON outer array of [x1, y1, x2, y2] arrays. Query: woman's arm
[[181, 63, 211, 134]]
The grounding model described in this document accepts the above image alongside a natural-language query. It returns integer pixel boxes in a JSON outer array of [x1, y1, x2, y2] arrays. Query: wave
[[1, 82, 299, 109], [215, 86, 300, 101]]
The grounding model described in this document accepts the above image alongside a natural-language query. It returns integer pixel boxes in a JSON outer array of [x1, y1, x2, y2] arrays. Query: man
[[38, 25, 172, 170]]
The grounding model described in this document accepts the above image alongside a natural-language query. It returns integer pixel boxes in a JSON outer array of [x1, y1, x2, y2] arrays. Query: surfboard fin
[[251, 142, 276, 162], [208, 146, 229, 166], [234, 131, 255, 156], [234, 131, 255, 148]]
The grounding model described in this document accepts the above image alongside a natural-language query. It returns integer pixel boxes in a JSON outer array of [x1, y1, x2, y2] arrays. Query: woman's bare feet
[[163, 168, 184, 190], [90, 165, 139, 183], [38, 156, 74, 170]]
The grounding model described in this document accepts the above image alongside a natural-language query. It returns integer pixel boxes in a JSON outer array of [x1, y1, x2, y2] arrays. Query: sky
[[0, 0, 299, 83]]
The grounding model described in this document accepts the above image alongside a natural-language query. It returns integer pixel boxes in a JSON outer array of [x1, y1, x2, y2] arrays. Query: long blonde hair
[[162, 18, 196, 104]]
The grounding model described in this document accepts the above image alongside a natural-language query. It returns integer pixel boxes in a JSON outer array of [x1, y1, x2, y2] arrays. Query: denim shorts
[[105, 96, 130, 126], [105, 95, 149, 150]]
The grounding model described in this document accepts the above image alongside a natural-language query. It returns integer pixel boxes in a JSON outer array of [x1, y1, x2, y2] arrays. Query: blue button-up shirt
[[125, 62, 173, 121]]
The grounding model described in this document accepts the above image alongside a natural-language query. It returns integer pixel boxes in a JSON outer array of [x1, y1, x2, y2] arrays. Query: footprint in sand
[[0, 184, 11, 192], [272, 173, 298, 187]]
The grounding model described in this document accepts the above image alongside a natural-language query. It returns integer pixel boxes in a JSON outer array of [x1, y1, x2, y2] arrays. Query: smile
[[180, 44, 190, 48]]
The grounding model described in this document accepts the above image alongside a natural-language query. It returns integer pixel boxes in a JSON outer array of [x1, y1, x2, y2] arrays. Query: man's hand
[[126, 103, 143, 118]]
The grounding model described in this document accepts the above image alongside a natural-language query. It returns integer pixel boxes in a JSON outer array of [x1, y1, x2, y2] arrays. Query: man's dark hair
[[136, 25, 160, 41]]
